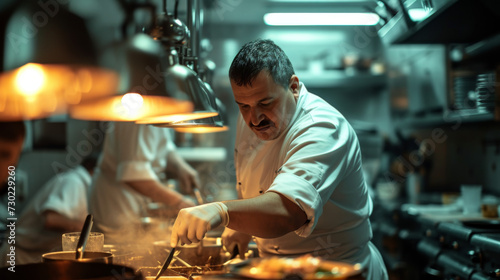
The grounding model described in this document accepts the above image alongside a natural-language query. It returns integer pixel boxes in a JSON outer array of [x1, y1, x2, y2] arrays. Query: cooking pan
[[138, 264, 225, 278], [42, 251, 114, 263], [228, 256, 365, 280], [153, 237, 222, 266], [0, 262, 142, 280]]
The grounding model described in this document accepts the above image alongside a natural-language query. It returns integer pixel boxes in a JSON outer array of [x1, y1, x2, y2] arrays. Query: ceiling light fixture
[[68, 33, 193, 121], [137, 0, 219, 125], [263, 12, 380, 26], [155, 83, 229, 133], [0, 0, 119, 121]]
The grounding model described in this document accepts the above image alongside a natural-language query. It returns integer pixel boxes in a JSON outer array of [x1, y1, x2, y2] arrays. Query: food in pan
[[231, 254, 362, 279]]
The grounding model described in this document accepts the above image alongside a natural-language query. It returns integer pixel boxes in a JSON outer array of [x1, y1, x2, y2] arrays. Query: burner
[[462, 220, 500, 230], [470, 233, 500, 278]]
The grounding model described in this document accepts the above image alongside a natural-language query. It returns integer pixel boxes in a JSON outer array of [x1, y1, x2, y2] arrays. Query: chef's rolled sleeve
[[267, 172, 323, 238]]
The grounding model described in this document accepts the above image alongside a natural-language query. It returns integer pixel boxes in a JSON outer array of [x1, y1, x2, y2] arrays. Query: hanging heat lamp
[[68, 0, 196, 121], [68, 33, 193, 121], [0, 0, 119, 121], [157, 82, 229, 133], [136, 0, 219, 125]]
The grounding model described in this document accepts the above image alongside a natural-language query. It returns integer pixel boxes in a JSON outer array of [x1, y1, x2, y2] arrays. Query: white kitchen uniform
[[89, 122, 175, 244], [0, 170, 28, 232], [234, 83, 388, 280], [0, 166, 91, 266]]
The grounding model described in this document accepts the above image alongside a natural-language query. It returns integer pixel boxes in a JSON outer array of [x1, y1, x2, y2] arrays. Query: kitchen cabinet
[[379, 0, 500, 129]]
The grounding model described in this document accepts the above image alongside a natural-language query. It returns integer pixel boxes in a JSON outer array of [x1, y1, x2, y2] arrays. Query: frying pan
[[153, 238, 222, 266], [42, 251, 114, 263], [0, 262, 142, 280]]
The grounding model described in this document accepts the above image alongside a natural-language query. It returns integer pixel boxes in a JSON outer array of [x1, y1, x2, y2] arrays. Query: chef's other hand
[[222, 228, 252, 259], [174, 195, 196, 210], [171, 202, 229, 247], [177, 162, 201, 194], [166, 149, 201, 194]]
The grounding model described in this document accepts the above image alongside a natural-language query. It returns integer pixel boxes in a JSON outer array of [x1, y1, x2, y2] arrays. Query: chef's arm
[[126, 180, 195, 209], [42, 210, 86, 232], [225, 191, 308, 238], [171, 191, 308, 246]]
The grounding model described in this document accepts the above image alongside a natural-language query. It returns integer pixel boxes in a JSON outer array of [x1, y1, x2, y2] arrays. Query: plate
[[230, 255, 363, 279]]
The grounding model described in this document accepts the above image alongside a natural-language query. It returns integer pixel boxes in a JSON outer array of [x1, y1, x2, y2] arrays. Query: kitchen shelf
[[394, 109, 496, 129], [177, 147, 227, 162], [378, 0, 500, 45], [297, 71, 388, 89]]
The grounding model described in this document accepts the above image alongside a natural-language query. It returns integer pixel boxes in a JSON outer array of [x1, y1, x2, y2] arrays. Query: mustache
[[251, 119, 272, 128]]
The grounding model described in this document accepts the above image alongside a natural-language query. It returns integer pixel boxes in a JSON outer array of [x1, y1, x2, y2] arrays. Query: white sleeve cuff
[[267, 172, 323, 237]]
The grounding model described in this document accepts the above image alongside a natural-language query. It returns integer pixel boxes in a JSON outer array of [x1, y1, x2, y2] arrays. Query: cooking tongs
[[76, 214, 93, 260]]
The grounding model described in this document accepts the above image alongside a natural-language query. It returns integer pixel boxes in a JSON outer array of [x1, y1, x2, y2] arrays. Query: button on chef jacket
[[89, 122, 175, 243], [234, 83, 387, 280]]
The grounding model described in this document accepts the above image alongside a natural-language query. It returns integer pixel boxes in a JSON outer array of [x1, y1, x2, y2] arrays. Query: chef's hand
[[170, 202, 229, 247], [173, 195, 197, 210], [177, 162, 201, 194], [222, 228, 252, 259], [167, 150, 201, 194]]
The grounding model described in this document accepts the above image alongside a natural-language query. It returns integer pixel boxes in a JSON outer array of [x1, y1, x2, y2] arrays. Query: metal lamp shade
[[69, 34, 193, 121], [0, 1, 119, 121], [155, 84, 229, 133], [135, 64, 218, 124], [168, 99, 229, 133]]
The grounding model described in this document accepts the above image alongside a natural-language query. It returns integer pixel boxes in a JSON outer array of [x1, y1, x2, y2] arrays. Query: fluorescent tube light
[[408, 8, 431, 21], [263, 13, 380, 26]]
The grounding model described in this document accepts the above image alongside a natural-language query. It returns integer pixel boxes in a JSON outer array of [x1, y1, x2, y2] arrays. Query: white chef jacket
[[0, 170, 28, 232], [89, 122, 175, 243], [234, 83, 388, 280], [0, 166, 91, 266]]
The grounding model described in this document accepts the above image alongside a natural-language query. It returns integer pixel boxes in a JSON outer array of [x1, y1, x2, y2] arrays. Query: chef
[[0, 121, 28, 233], [170, 39, 388, 280], [0, 155, 97, 266], [89, 122, 198, 244]]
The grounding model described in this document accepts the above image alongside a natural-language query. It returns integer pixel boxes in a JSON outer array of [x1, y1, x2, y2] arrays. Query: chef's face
[[0, 137, 24, 184], [231, 71, 299, 141]]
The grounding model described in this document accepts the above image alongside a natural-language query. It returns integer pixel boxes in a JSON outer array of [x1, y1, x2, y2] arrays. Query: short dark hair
[[229, 39, 295, 90], [81, 152, 99, 173], [0, 121, 26, 142]]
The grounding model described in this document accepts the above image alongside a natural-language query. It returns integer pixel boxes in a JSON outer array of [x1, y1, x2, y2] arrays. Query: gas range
[[417, 219, 500, 279]]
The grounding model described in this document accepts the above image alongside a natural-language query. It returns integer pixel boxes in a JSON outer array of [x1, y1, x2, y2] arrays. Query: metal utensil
[[173, 254, 192, 267], [230, 245, 239, 260], [193, 187, 204, 205], [154, 247, 176, 280], [75, 214, 93, 260]]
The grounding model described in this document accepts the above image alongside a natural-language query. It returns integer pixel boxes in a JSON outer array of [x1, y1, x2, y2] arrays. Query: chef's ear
[[289, 75, 299, 94]]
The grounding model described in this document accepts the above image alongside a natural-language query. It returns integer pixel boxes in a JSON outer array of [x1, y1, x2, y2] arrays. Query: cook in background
[[0, 121, 28, 241], [170, 39, 388, 280], [89, 122, 198, 244], [0, 154, 98, 266]]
